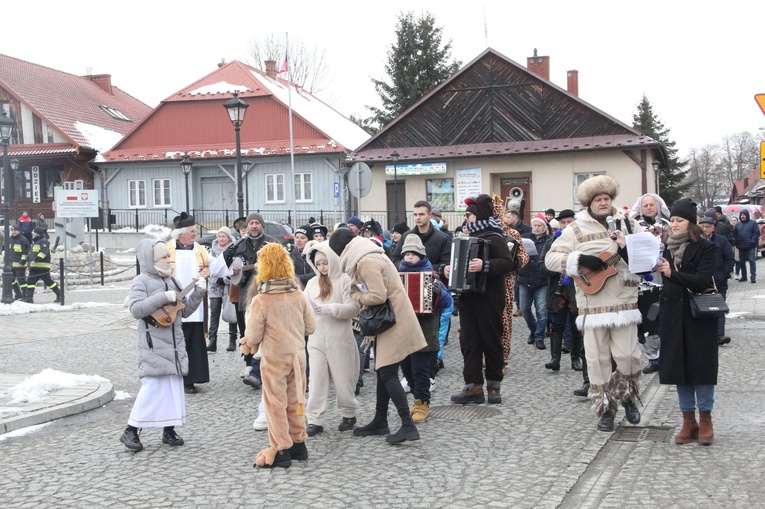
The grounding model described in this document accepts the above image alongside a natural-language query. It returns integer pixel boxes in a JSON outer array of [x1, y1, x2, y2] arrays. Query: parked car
[[722, 204, 765, 256], [198, 221, 294, 249]]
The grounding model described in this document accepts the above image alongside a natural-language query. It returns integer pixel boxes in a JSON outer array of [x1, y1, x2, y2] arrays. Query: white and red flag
[[277, 47, 288, 75]]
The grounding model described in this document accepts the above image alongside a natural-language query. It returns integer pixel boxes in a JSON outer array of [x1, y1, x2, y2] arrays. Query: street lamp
[[1, 112, 16, 304], [242, 158, 252, 213], [651, 159, 661, 195], [223, 92, 249, 218], [391, 151, 400, 223], [180, 154, 192, 212]]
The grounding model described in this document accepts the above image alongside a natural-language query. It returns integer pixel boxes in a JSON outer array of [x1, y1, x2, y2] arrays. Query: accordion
[[399, 272, 436, 314], [448, 237, 489, 294]]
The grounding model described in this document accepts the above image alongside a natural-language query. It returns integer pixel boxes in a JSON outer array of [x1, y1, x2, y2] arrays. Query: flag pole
[[285, 32, 297, 229]]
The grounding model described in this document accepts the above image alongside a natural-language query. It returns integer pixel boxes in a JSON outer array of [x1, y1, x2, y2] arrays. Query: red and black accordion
[[448, 237, 489, 294], [399, 272, 436, 314]]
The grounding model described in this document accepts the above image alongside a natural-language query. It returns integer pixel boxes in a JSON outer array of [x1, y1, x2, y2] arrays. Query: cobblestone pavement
[[1, 259, 764, 508]]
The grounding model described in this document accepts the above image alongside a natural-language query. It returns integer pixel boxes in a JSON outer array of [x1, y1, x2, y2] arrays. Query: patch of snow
[[4, 369, 109, 405], [0, 422, 52, 441], [74, 121, 123, 161], [143, 224, 171, 240], [188, 81, 250, 96], [751, 295, 765, 299], [726, 311, 749, 319], [114, 391, 132, 400], [0, 301, 115, 316]]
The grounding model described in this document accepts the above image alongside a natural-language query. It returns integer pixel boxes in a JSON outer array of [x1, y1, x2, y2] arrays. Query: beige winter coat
[[338, 237, 426, 368]]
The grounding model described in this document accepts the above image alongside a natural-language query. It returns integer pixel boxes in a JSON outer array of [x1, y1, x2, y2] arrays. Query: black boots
[[226, 337, 237, 352], [353, 416, 390, 437], [207, 336, 217, 352], [162, 426, 184, 446], [486, 380, 501, 404], [451, 383, 485, 404], [597, 411, 615, 432], [52, 285, 61, 303], [385, 408, 420, 444], [120, 425, 143, 451], [622, 400, 641, 425], [545, 332, 562, 371], [573, 383, 590, 397], [287, 441, 308, 460]]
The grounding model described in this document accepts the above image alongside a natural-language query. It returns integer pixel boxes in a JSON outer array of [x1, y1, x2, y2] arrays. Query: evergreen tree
[[367, 11, 461, 130], [632, 95, 692, 205]]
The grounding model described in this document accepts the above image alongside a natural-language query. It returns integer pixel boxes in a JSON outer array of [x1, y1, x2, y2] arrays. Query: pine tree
[[367, 11, 461, 130], [632, 95, 692, 205]]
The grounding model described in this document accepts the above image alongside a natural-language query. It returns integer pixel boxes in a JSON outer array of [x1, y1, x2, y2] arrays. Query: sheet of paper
[[521, 238, 538, 256], [308, 296, 320, 313], [627, 232, 661, 273]]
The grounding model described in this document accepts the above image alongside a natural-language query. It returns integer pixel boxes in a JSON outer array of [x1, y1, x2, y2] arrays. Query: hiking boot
[[243, 374, 262, 389], [487, 381, 501, 404], [162, 427, 184, 446], [451, 383, 485, 404], [622, 400, 641, 425], [120, 425, 143, 452], [573, 383, 590, 397], [306, 424, 324, 437], [338, 417, 357, 432], [353, 417, 390, 437]]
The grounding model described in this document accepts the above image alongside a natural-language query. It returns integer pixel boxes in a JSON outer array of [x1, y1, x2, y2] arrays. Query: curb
[[0, 382, 115, 435]]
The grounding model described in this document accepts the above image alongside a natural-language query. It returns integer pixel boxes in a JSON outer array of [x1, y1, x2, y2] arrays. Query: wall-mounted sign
[[385, 161, 447, 176], [455, 168, 482, 211], [31, 166, 41, 203]]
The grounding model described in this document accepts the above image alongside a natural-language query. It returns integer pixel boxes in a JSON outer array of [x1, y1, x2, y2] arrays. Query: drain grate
[[611, 426, 673, 443], [429, 405, 502, 421]]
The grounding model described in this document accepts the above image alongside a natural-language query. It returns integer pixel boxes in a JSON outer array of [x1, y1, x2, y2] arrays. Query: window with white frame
[[294, 172, 312, 202], [266, 174, 285, 203], [426, 178, 454, 211], [573, 172, 605, 207], [128, 179, 147, 208], [153, 178, 171, 207]]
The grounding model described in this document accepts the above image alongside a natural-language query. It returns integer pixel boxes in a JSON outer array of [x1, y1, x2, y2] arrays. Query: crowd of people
[[119, 179, 759, 461]]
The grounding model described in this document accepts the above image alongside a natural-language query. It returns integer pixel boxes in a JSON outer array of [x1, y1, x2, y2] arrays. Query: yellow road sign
[[757, 94, 765, 116], [761, 141, 765, 179]]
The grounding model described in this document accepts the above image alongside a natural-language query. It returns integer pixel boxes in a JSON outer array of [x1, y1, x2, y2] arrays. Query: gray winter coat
[[128, 239, 206, 378]]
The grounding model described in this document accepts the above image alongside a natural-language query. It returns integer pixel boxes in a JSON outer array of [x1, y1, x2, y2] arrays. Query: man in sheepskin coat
[[544, 175, 645, 432]]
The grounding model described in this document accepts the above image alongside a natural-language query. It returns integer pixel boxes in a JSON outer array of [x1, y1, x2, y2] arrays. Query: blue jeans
[[518, 284, 548, 340], [738, 247, 757, 280], [677, 384, 715, 412]]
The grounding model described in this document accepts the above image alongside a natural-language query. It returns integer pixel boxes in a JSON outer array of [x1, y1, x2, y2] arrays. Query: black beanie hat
[[392, 221, 409, 235], [329, 228, 357, 256], [670, 198, 697, 224], [465, 194, 494, 221]]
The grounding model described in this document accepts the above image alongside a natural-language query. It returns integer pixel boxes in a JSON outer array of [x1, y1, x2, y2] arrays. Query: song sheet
[[626, 232, 661, 273]]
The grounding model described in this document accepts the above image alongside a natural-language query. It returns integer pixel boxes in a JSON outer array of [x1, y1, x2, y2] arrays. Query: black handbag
[[358, 260, 397, 336], [688, 281, 729, 318]]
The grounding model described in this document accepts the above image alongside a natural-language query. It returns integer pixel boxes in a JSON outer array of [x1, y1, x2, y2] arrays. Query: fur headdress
[[465, 194, 494, 220], [256, 242, 295, 284], [576, 175, 619, 208]]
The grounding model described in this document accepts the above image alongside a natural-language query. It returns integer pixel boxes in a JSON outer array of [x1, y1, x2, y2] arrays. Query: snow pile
[[0, 301, 115, 316], [5, 369, 109, 405], [114, 391, 132, 400], [0, 422, 51, 441]]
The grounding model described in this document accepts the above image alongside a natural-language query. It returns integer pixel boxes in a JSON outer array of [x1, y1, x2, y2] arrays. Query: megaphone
[[506, 187, 524, 212]]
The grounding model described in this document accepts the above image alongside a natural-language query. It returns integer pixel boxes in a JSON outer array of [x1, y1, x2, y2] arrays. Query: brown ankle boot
[[450, 383, 485, 404], [675, 411, 699, 444], [698, 410, 714, 446]]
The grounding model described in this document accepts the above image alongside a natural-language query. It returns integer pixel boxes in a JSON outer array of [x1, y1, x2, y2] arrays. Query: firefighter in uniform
[[25, 227, 61, 303]]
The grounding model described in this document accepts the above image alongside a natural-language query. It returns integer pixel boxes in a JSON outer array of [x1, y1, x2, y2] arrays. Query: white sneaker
[[400, 378, 410, 393], [253, 398, 268, 431], [429, 378, 437, 393], [241, 365, 252, 378]]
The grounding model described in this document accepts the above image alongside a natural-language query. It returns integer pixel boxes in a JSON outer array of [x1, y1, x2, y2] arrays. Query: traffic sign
[[756, 94, 765, 116], [333, 181, 340, 198], [347, 162, 372, 198], [761, 141, 765, 179]]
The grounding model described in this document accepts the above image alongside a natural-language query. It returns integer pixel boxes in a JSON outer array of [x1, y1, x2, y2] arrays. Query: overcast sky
[[4, 1, 764, 155]]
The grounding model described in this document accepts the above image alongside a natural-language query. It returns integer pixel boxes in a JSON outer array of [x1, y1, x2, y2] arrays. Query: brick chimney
[[567, 70, 579, 96], [84, 74, 113, 95], [265, 60, 277, 79], [526, 49, 550, 81]]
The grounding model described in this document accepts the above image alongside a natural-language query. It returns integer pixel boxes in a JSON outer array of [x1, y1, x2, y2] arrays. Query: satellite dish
[[348, 162, 372, 198]]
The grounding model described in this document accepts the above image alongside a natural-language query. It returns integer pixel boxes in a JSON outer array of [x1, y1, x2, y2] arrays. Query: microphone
[[606, 215, 617, 240]]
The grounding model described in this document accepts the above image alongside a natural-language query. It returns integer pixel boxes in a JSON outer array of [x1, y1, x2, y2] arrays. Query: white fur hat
[[576, 175, 619, 208]]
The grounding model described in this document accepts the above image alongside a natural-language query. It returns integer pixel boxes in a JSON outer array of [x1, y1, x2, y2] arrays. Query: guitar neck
[[177, 277, 199, 299]]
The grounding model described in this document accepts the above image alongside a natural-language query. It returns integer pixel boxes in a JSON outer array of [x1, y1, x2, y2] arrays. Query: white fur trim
[[621, 271, 642, 284], [566, 251, 582, 277], [575, 309, 642, 330]]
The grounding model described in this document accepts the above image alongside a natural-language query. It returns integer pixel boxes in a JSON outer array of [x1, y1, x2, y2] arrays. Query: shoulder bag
[[688, 279, 729, 318], [358, 260, 397, 336]]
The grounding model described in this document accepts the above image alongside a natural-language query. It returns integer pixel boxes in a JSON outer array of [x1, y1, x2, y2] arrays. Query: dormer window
[[100, 105, 131, 121]]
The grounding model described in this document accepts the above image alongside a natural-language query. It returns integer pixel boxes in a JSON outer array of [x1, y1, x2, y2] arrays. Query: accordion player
[[447, 237, 490, 294]]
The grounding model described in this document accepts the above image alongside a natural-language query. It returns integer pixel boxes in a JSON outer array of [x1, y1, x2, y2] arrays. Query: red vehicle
[[722, 204, 765, 256]]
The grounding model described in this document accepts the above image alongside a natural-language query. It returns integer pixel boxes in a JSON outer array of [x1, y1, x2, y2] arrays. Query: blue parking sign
[[333, 181, 340, 198]]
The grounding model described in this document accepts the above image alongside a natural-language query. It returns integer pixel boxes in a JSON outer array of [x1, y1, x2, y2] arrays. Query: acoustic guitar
[[230, 256, 256, 286], [150, 277, 199, 327], [574, 251, 622, 295]]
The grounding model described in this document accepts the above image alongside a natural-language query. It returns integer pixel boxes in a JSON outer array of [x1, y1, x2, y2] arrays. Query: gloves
[[165, 291, 177, 303], [578, 254, 608, 271], [195, 277, 207, 291]]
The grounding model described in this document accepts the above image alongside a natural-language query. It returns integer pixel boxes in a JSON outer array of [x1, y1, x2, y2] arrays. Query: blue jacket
[[733, 211, 760, 250]]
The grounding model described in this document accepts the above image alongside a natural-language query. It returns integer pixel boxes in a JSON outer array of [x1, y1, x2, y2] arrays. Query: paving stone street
[[1, 258, 764, 508]]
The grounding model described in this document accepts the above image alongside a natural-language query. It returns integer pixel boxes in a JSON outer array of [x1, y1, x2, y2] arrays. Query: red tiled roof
[[0, 54, 152, 150], [8, 143, 78, 156]]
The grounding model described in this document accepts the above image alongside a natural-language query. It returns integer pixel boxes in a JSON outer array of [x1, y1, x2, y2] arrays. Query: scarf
[[259, 278, 299, 294], [466, 216, 503, 234], [666, 231, 690, 270]]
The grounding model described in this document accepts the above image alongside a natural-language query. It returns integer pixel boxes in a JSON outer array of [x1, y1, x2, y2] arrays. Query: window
[[46, 125, 54, 143], [573, 172, 605, 206], [426, 178, 454, 211], [100, 105, 131, 121], [266, 174, 285, 203], [128, 179, 146, 208], [153, 178, 171, 207], [15, 170, 31, 199], [294, 172, 312, 202]]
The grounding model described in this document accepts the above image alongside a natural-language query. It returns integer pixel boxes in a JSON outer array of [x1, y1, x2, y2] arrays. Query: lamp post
[[391, 151, 400, 223], [180, 154, 192, 212], [1, 112, 16, 304], [223, 93, 249, 218], [242, 158, 252, 213], [652, 159, 661, 195]]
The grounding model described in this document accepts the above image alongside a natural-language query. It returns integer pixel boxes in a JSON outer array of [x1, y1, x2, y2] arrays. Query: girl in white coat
[[303, 240, 361, 435]]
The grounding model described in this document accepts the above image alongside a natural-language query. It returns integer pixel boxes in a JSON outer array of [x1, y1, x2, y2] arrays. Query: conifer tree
[[367, 11, 461, 130], [632, 95, 692, 205]]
